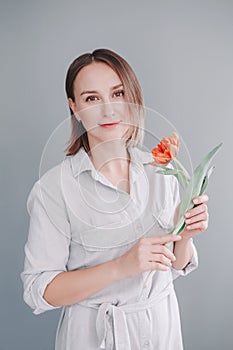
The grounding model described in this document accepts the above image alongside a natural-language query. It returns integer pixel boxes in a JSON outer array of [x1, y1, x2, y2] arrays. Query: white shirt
[[21, 145, 198, 350]]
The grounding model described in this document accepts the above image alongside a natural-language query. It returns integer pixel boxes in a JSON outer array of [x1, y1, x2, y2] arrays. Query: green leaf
[[156, 169, 188, 189], [168, 142, 223, 235], [156, 163, 170, 170], [168, 216, 184, 235], [172, 158, 191, 182], [199, 165, 215, 195], [176, 170, 188, 190], [176, 222, 186, 235], [172, 158, 191, 189], [177, 142, 223, 223], [156, 169, 181, 175]]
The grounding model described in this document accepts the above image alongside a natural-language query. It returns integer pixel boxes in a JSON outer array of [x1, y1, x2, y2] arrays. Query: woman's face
[[68, 62, 131, 148]]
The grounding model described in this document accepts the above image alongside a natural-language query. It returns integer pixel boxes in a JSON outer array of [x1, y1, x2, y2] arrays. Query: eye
[[85, 90, 124, 102], [114, 90, 124, 97], [85, 95, 98, 102]]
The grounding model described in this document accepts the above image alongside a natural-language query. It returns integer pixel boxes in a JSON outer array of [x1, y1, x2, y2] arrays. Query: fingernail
[[185, 212, 190, 217], [193, 198, 199, 204]]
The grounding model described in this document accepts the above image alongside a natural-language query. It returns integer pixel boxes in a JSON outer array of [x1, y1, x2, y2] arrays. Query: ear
[[68, 98, 80, 121]]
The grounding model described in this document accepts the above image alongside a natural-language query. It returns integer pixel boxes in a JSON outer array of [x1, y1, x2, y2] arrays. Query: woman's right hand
[[115, 234, 182, 279]]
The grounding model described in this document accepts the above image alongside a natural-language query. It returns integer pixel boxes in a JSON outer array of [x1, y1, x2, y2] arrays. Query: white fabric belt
[[79, 282, 174, 350]]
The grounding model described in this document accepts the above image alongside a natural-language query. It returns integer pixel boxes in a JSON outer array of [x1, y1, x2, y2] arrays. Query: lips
[[99, 121, 120, 126]]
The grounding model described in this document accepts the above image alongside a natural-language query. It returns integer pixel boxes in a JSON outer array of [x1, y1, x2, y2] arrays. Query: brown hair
[[64, 48, 145, 156]]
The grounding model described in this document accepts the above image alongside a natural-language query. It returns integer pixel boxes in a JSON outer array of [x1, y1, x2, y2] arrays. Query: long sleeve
[[20, 172, 71, 315]]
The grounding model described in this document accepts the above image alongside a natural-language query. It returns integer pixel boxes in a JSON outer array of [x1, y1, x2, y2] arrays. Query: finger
[[185, 203, 208, 218], [186, 220, 208, 232], [149, 253, 172, 267], [151, 245, 176, 262], [148, 261, 169, 271], [185, 212, 209, 225], [193, 194, 209, 205], [148, 234, 182, 245]]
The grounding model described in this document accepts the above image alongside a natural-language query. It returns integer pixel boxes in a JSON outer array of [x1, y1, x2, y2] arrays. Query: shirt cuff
[[170, 238, 199, 281], [23, 271, 64, 315]]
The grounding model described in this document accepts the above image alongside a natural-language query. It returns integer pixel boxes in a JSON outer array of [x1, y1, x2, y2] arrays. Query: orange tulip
[[149, 131, 180, 166], [144, 133, 222, 289]]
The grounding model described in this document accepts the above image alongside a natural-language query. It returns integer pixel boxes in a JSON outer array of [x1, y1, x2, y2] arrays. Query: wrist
[[176, 235, 192, 245], [173, 236, 194, 270], [110, 257, 124, 282]]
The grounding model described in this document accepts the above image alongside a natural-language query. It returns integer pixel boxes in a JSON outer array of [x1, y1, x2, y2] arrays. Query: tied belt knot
[[93, 282, 174, 350]]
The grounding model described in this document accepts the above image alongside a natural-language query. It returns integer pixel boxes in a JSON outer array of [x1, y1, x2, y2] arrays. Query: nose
[[102, 101, 115, 118]]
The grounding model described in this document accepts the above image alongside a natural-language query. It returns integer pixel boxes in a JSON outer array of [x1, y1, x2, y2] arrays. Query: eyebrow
[[80, 83, 123, 96]]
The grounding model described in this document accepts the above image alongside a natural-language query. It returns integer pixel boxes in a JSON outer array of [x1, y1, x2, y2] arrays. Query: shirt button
[[143, 340, 150, 347], [136, 223, 143, 232]]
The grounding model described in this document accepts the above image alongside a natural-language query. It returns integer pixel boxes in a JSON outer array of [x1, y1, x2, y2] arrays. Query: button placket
[[138, 309, 152, 349], [133, 219, 143, 241], [143, 340, 150, 347], [135, 221, 143, 233]]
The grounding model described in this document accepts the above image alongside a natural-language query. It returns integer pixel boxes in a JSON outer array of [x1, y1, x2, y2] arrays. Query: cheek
[[114, 102, 129, 119], [78, 107, 101, 130]]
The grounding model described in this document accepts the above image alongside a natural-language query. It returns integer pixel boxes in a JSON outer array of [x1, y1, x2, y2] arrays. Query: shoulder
[[27, 159, 71, 209], [26, 161, 71, 233], [28, 163, 61, 195]]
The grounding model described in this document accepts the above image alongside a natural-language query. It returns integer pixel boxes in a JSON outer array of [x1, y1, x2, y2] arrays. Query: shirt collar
[[68, 145, 153, 178]]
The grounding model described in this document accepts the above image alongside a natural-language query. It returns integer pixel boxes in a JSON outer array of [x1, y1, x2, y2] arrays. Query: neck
[[88, 139, 130, 174]]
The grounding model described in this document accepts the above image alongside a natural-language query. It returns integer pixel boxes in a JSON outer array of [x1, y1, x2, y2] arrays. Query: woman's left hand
[[182, 194, 209, 240]]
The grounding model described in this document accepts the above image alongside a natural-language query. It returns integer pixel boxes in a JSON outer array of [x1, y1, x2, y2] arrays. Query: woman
[[21, 48, 209, 350]]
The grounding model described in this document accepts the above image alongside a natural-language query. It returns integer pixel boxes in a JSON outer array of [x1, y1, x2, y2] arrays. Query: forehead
[[73, 62, 122, 91]]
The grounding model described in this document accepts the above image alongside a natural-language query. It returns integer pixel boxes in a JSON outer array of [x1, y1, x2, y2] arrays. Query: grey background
[[1, 0, 232, 349]]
